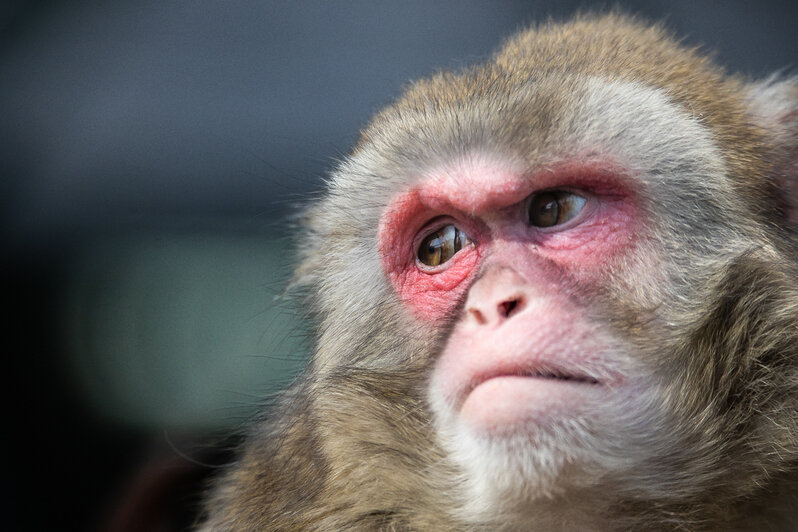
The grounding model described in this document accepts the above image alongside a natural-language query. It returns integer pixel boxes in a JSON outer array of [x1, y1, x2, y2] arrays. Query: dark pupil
[[532, 192, 560, 227]]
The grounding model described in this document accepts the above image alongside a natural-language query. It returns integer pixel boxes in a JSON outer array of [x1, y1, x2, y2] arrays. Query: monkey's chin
[[459, 375, 604, 434], [431, 379, 635, 520], [434, 396, 603, 519]]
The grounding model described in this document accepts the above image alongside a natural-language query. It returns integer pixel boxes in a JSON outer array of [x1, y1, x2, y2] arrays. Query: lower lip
[[459, 375, 603, 432]]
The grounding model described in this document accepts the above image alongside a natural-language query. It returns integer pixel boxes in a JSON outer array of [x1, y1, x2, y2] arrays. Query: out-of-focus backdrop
[[3, 1, 796, 530]]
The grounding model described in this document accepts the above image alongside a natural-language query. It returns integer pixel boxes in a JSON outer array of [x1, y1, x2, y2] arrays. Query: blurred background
[[2, 1, 796, 530]]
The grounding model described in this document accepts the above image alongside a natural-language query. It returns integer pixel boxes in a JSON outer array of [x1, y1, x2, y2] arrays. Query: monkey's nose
[[464, 267, 528, 326], [468, 295, 525, 325]]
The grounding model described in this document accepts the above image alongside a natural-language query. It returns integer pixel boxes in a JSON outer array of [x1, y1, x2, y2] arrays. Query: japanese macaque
[[200, 14, 798, 531]]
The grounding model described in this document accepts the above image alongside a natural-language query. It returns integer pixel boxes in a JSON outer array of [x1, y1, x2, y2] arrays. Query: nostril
[[462, 267, 530, 326], [498, 297, 523, 319], [468, 308, 487, 325]]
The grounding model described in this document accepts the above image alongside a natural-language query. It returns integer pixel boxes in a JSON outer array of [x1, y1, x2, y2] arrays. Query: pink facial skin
[[377, 154, 638, 430], [435, 265, 620, 432], [377, 156, 638, 322]]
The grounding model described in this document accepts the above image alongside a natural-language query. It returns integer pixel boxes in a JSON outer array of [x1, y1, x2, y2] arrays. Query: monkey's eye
[[417, 224, 472, 267], [528, 190, 587, 228]]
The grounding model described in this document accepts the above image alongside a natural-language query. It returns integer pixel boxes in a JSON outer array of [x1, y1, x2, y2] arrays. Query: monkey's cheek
[[458, 376, 602, 434]]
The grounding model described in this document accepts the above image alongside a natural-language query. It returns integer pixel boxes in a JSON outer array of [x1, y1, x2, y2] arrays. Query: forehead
[[345, 74, 726, 200]]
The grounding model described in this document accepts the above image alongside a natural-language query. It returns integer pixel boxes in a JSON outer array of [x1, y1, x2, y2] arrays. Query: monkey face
[[359, 76, 756, 508], [377, 153, 636, 428], [374, 152, 655, 505]]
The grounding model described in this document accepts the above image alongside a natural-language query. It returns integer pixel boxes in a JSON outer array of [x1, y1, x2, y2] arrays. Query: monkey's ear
[[747, 77, 798, 223]]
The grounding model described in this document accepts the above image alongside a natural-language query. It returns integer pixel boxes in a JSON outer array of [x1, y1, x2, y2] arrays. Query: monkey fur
[[200, 14, 798, 531]]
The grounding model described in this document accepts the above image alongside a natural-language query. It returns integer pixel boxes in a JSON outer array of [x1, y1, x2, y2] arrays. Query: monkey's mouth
[[453, 363, 608, 429], [527, 370, 599, 384], [468, 367, 601, 396]]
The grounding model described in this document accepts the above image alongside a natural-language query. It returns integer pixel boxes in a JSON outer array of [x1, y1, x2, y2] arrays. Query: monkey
[[199, 13, 798, 531]]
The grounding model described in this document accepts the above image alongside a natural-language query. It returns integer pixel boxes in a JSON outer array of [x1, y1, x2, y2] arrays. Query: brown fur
[[201, 14, 798, 531]]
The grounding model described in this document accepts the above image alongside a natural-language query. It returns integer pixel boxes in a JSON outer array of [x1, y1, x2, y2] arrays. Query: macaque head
[[291, 13, 798, 526]]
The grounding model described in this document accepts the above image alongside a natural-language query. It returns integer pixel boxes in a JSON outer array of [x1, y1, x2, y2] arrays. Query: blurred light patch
[[62, 232, 309, 431]]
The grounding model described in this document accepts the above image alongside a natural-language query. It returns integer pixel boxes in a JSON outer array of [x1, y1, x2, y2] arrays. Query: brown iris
[[528, 190, 587, 228], [417, 224, 472, 267]]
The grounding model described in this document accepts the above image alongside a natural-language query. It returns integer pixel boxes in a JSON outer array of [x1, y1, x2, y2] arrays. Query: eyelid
[[413, 216, 457, 250]]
